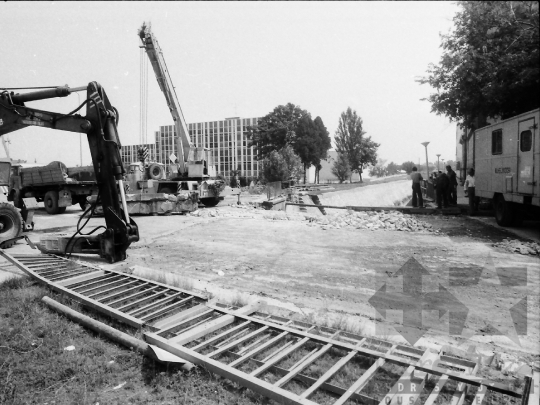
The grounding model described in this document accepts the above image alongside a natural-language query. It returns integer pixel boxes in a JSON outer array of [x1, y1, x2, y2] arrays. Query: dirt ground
[[8, 193, 538, 369]]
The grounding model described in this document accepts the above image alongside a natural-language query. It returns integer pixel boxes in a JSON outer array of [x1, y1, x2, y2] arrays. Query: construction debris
[[492, 238, 540, 256], [189, 206, 440, 233]]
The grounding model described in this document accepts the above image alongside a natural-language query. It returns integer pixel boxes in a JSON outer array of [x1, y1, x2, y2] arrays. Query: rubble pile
[[306, 210, 438, 232], [492, 238, 540, 256], [190, 205, 438, 233]]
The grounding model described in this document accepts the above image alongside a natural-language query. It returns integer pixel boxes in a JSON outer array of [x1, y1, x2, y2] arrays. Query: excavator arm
[[0, 82, 139, 263]]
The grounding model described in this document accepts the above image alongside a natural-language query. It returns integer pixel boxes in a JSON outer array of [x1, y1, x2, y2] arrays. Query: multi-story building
[[121, 117, 260, 180], [120, 143, 157, 166]]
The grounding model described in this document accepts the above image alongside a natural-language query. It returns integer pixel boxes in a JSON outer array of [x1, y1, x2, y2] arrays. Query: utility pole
[[421, 142, 430, 180]]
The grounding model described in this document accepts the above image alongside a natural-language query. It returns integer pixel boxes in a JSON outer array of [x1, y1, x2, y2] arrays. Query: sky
[[1, 1, 460, 168]]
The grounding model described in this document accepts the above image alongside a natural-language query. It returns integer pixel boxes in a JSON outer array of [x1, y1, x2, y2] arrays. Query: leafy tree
[[418, 1, 539, 127], [369, 158, 388, 178], [401, 161, 416, 174], [311, 117, 332, 184], [247, 103, 310, 160], [386, 162, 400, 175], [331, 153, 351, 183], [334, 107, 379, 182], [261, 145, 302, 183]]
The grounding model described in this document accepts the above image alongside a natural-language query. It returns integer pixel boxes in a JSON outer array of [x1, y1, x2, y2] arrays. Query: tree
[[386, 162, 400, 175], [295, 116, 332, 183], [261, 145, 302, 183], [401, 161, 416, 174], [334, 107, 380, 182], [369, 158, 388, 178], [418, 1, 539, 127], [331, 153, 351, 183], [311, 117, 332, 184], [247, 103, 310, 160]]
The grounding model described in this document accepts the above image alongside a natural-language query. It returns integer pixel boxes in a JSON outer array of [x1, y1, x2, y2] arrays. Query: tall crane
[[138, 22, 215, 179]]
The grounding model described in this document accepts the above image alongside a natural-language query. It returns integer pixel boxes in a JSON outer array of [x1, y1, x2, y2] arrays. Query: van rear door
[[517, 117, 536, 194]]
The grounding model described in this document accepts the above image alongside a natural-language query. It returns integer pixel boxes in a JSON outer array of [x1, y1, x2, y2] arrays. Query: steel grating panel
[[0, 250, 207, 330], [145, 303, 531, 405]]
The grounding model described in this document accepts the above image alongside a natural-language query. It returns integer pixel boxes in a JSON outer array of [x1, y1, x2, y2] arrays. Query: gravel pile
[[492, 238, 540, 256], [190, 205, 437, 233], [304, 210, 438, 232]]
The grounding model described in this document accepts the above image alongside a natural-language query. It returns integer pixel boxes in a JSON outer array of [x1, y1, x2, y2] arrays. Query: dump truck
[[462, 108, 539, 225], [8, 161, 98, 214]]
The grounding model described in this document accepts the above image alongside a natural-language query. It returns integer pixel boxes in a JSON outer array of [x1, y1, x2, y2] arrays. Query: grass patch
[[0, 277, 269, 404]]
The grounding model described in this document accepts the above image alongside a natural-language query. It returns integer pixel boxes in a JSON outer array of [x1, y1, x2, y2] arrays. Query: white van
[[470, 109, 539, 225]]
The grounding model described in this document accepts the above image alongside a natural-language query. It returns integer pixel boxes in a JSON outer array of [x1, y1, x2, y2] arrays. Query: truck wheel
[[79, 200, 88, 211], [511, 203, 524, 227], [0, 203, 23, 248], [148, 164, 164, 180], [159, 187, 173, 194], [58, 207, 67, 214], [44, 191, 61, 215], [200, 197, 220, 207], [494, 195, 514, 226]]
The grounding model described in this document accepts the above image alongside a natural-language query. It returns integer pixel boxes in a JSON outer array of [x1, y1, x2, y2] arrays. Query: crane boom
[[138, 23, 192, 174]]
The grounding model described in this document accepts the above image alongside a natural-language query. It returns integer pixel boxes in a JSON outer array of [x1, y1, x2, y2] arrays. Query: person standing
[[464, 168, 478, 215], [446, 165, 458, 205], [435, 170, 450, 209], [410, 166, 424, 208]]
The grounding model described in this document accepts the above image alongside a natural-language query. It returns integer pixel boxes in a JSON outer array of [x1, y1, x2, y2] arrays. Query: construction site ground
[[3, 179, 539, 375]]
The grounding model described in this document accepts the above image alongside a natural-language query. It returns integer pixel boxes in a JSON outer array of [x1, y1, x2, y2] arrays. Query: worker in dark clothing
[[446, 165, 458, 205], [410, 166, 424, 208], [435, 170, 449, 209]]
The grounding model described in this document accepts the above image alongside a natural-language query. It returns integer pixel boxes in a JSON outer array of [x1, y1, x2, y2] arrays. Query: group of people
[[410, 165, 467, 210]]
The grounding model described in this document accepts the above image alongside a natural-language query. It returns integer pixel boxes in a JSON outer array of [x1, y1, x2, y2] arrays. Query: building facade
[[121, 117, 260, 179]]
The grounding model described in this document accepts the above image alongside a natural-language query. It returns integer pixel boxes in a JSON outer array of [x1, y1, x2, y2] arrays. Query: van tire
[[494, 195, 514, 226], [44, 191, 60, 215]]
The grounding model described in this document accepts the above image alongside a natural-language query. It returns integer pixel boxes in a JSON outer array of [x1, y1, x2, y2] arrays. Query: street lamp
[[421, 142, 430, 180], [436, 154, 441, 171]]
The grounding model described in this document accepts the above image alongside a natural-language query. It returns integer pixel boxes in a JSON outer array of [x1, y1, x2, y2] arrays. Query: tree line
[[247, 105, 381, 184]]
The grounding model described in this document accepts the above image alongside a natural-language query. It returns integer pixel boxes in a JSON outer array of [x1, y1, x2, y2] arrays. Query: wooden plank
[[145, 332, 319, 405]]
